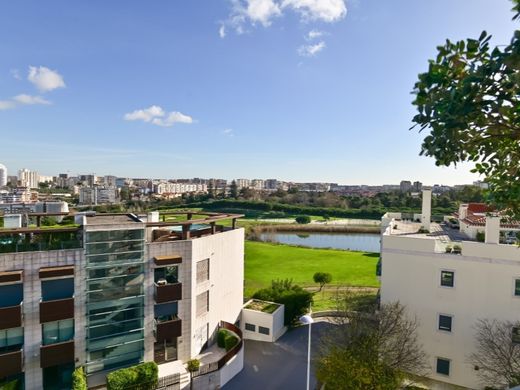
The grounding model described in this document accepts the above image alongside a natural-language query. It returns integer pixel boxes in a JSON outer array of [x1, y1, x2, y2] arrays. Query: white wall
[[241, 303, 285, 343]]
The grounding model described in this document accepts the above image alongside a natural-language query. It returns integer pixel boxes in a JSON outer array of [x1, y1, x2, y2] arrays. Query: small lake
[[259, 232, 380, 253]]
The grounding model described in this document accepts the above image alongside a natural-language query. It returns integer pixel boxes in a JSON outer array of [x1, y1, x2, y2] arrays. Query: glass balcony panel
[[88, 329, 144, 352], [86, 229, 144, 243], [87, 285, 143, 303], [0, 284, 23, 307], [86, 241, 144, 256], [42, 278, 74, 301], [88, 264, 143, 280], [87, 296, 144, 315], [88, 274, 144, 292], [88, 319, 143, 340], [0, 327, 24, 351]]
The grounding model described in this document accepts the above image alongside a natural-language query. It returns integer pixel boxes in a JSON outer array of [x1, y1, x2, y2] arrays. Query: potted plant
[[187, 359, 200, 390], [445, 245, 452, 253], [452, 244, 462, 254]]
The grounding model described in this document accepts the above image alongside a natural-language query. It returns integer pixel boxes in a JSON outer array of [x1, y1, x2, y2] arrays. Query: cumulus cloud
[[222, 0, 346, 35], [124, 105, 194, 127], [28, 66, 66, 92], [307, 29, 324, 40], [298, 41, 326, 56], [0, 94, 52, 110]]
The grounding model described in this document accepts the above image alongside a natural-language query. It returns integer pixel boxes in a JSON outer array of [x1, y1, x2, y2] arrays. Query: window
[[512, 327, 520, 344], [43, 362, 74, 390], [155, 266, 178, 284], [196, 291, 209, 317], [245, 323, 255, 332], [0, 327, 23, 352], [438, 315, 453, 332], [515, 279, 520, 296], [42, 319, 74, 345], [436, 358, 450, 376], [196, 259, 210, 283], [259, 326, 270, 335], [0, 284, 23, 308], [154, 302, 178, 322], [42, 278, 74, 301], [440, 271, 454, 287]]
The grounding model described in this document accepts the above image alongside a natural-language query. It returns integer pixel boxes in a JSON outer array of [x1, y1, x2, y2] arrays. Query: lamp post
[[299, 313, 314, 390]]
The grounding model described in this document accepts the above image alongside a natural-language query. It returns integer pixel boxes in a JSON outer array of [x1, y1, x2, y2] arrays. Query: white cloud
[[222, 0, 346, 36], [222, 128, 234, 136], [307, 29, 324, 40], [124, 105, 194, 127], [13, 94, 51, 105], [298, 41, 326, 56], [0, 94, 52, 110], [282, 0, 346, 22], [28, 66, 66, 92], [219, 25, 227, 38]]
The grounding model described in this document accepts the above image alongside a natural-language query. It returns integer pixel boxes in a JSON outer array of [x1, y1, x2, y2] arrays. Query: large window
[[155, 266, 178, 284], [196, 291, 209, 317], [42, 319, 74, 345], [196, 259, 210, 284], [436, 358, 450, 376], [42, 278, 74, 301], [515, 279, 520, 297], [438, 315, 453, 332], [440, 270, 454, 288], [154, 302, 178, 322], [0, 327, 23, 352], [43, 362, 74, 390], [0, 284, 23, 307]]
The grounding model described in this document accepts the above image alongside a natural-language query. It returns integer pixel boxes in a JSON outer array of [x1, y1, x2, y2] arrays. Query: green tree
[[411, 1, 520, 217], [295, 215, 311, 224], [207, 181, 215, 199], [229, 180, 238, 199], [72, 366, 87, 390], [187, 359, 200, 390], [313, 272, 332, 292]]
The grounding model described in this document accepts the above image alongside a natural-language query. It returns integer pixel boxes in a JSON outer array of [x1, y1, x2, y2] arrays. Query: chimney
[[147, 211, 159, 223], [421, 188, 432, 230], [485, 214, 501, 244]]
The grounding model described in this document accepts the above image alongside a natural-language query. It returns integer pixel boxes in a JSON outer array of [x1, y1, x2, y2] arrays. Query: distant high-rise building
[[104, 175, 117, 188], [18, 168, 39, 189], [399, 180, 412, 192], [413, 181, 423, 192], [236, 179, 251, 189], [0, 163, 7, 187]]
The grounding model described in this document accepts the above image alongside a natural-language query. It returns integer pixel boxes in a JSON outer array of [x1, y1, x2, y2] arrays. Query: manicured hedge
[[217, 329, 228, 348], [72, 367, 87, 390], [0, 379, 20, 390], [224, 334, 239, 351], [106, 362, 158, 390]]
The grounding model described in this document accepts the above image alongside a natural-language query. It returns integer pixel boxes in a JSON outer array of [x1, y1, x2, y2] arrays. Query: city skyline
[[1, 1, 516, 185]]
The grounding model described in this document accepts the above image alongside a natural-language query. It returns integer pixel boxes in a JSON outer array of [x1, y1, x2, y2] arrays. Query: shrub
[[453, 244, 462, 253], [72, 367, 87, 390], [187, 359, 200, 373], [476, 231, 485, 242], [295, 215, 311, 224], [106, 362, 158, 390], [217, 329, 228, 348], [445, 245, 452, 253], [224, 334, 239, 351], [0, 379, 20, 390]]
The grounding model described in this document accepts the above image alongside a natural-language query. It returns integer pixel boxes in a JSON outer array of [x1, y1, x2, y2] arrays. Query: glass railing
[[0, 240, 82, 254]]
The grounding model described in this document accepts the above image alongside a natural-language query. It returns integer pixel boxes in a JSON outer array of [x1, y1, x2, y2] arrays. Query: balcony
[[40, 340, 74, 368], [0, 303, 22, 330], [155, 282, 182, 303], [40, 297, 74, 323], [0, 349, 23, 378], [155, 318, 182, 342]]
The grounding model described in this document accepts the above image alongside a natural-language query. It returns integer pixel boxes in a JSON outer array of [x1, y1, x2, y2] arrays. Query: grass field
[[244, 241, 380, 297]]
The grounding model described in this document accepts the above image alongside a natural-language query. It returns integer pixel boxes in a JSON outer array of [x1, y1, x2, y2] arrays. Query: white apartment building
[[79, 187, 118, 205], [0, 164, 7, 187], [380, 189, 520, 389], [18, 169, 39, 189], [235, 179, 251, 189], [155, 182, 207, 196]]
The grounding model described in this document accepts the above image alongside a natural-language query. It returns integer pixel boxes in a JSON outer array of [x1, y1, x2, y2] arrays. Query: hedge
[[72, 367, 87, 390], [224, 334, 239, 351], [0, 379, 20, 390], [217, 329, 228, 348], [106, 362, 158, 390]]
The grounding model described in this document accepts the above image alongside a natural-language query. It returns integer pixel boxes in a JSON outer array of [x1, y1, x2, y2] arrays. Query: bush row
[[106, 362, 158, 390]]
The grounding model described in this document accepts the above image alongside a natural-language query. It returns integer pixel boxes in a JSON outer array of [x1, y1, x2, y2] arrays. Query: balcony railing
[[0, 240, 82, 254], [154, 282, 182, 303], [40, 297, 74, 323], [40, 340, 74, 368], [154, 318, 182, 342], [0, 348, 23, 378], [0, 303, 22, 330]]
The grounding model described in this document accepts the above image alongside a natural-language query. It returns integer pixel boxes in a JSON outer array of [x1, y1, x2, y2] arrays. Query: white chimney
[[485, 214, 501, 244], [421, 188, 432, 230], [147, 211, 159, 223]]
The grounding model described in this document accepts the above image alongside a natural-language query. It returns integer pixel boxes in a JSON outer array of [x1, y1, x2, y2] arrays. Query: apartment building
[[0, 211, 244, 389], [380, 189, 520, 389]]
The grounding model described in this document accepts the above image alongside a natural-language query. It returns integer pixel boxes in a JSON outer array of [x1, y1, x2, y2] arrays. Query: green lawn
[[244, 241, 380, 297]]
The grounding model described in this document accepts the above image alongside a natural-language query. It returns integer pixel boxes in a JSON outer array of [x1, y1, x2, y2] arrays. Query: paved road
[[225, 322, 335, 390]]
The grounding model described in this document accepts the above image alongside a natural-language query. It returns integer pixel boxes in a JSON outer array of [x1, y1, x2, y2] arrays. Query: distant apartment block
[[380, 189, 520, 389], [79, 187, 118, 205], [155, 182, 207, 196], [0, 211, 245, 389], [18, 169, 39, 189], [0, 164, 7, 187]]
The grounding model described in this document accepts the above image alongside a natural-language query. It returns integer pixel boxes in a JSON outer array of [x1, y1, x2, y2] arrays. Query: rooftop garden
[[244, 299, 280, 314]]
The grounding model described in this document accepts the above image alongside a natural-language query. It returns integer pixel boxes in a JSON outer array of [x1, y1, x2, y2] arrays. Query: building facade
[[0, 164, 7, 187], [0, 212, 244, 389], [380, 190, 520, 389]]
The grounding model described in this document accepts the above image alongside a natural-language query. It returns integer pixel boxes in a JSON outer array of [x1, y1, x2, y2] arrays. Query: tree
[[313, 272, 332, 292], [207, 181, 215, 199], [187, 359, 200, 390], [468, 319, 520, 388], [295, 215, 311, 224], [411, 1, 520, 217], [317, 294, 428, 389], [229, 180, 238, 199]]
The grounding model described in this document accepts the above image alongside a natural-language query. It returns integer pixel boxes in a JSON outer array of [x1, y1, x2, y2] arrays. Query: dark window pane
[[439, 315, 452, 332], [0, 284, 23, 307], [259, 326, 270, 335], [436, 358, 450, 376], [42, 278, 74, 301], [245, 323, 255, 332], [440, 271, 454, 287], [515, 280, 520, 296]]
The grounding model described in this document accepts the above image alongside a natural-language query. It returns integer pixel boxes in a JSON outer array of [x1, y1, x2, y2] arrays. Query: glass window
[[43, 362, 74, 390], [259, 326, 270, 335], [86, 229, 144, 243], [0, 284, 23, 307], [440, 271, 454, 287], [512, 327, 520, 344], [42, 319, 74, 345], [155, 266, 178, 284], [245, 323, 255, 332], [438, 315, 452, 332], [0, 327, 23, 352], [196, 259, 210, 283], [515, 279, 520, 296], [42, 278, 74, 301], [154, 302, 178, 321], [196, 291, 209, 317], [436, 358, 450, 376]]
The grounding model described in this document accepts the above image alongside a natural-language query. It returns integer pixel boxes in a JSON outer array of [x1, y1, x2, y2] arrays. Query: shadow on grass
[[362, 252, 379, 258]]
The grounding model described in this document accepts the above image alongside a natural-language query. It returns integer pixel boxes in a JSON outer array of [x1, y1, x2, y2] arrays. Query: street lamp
[[299, 313, 314, 390]]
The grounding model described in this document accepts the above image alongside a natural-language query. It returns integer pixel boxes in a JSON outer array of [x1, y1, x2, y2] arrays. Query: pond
[[259, 232, 381, 253]]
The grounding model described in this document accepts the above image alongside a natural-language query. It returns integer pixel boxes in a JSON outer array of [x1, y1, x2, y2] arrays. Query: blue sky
[[0, 0, 517, 185]]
